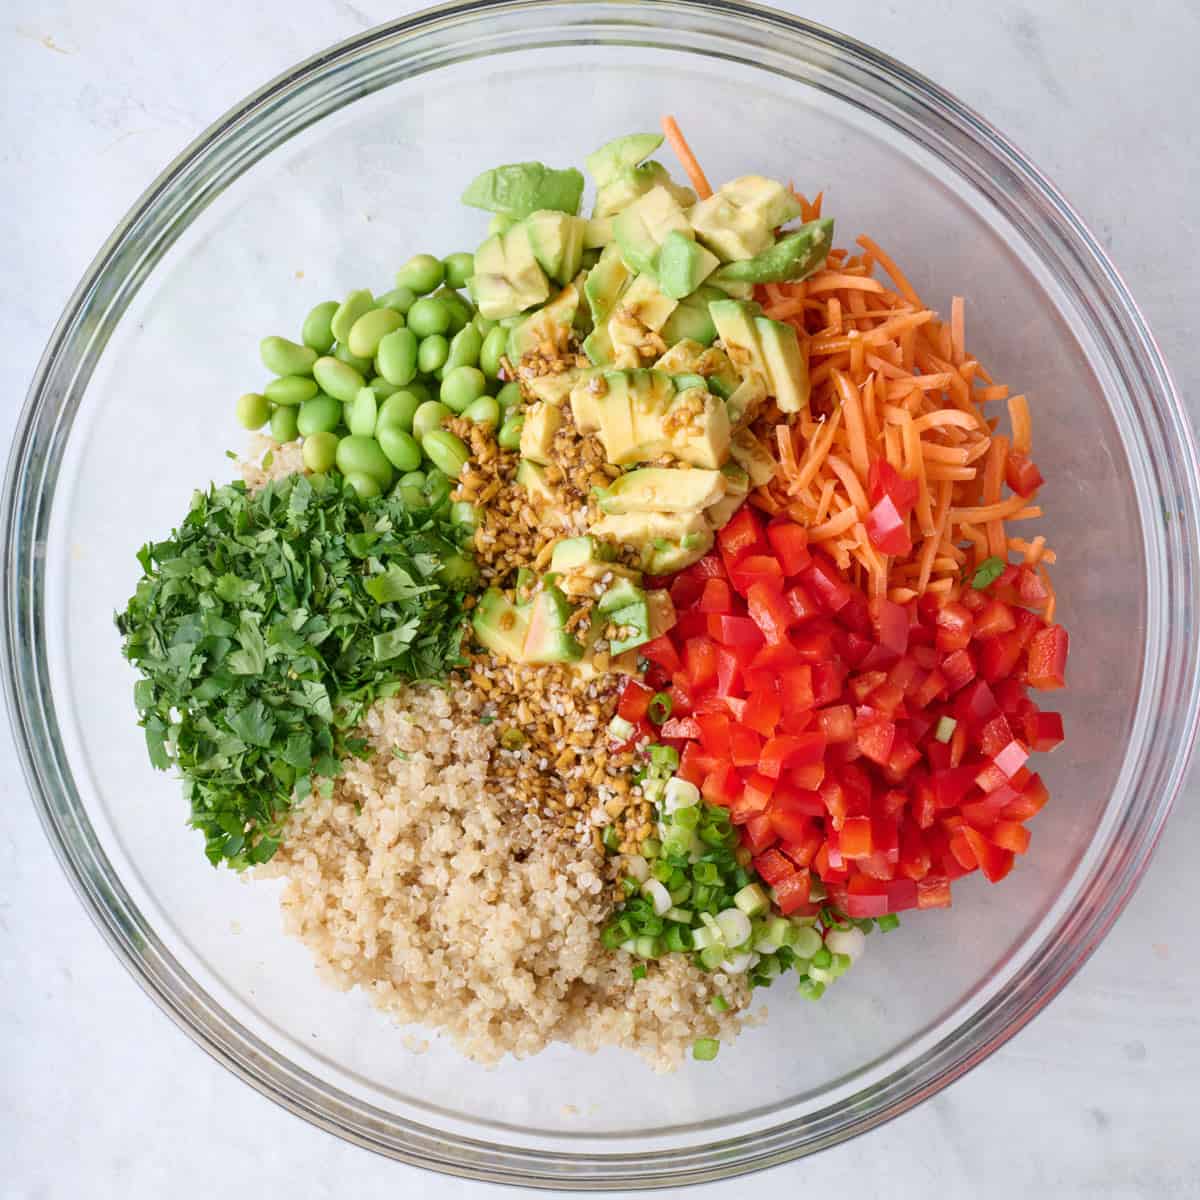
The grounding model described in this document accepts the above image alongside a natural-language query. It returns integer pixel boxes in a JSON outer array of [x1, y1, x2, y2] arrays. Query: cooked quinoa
[[258, 684, 753, 1070]]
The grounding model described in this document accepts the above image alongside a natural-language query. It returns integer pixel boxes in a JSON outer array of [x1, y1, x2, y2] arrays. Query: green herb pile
[[116, 472, 477, 868]]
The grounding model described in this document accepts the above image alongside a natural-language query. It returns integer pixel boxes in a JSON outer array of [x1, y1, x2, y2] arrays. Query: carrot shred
[[1008, 394, 1032, 455], [950, 296, 965, 366], [660, 115, 712, 199]]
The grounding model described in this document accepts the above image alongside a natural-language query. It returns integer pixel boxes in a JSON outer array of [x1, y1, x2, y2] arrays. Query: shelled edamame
[[235, 251, 520, 501]]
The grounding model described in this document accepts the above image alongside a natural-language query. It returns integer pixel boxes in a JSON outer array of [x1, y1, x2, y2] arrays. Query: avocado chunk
[[585, 217, 613, 248], [550, 535, 613, 572], [524, 212, 587, 285], [522, 584, 585, 663], [596, 575, 645, 614], [646, 588, 677, 639], [660, 285, 724, 347], [592, 509, 715, 575], [472, 588, 531, 661], [712, 218, 833, 286], [689, 194, 774, 262], [516, 458, 560, 508], [654, 341, 739, 397], [754, 317, 809, 413], [607, 275, 679, 368], [726, 374, 767, 427], [598, 467, 726, 514], [612, 186, 693, 276], [720, 175, 804, 228], [607, 598, 653, 655], [709, 299, 768, 381], [508, 279, 581, 362], [657, 230, 720, 299], [705, 462, 751, 529], [469, 228, 550, 319], [584, 243, 632, 327], [729, 429, 777, 488], [586, 132, 664, 185], [462, 161, 584, 219], [582, 326, 615, 367], [519, 401, 562, 464], [594, 161, 696, 219], [524, 368, 584, 406]]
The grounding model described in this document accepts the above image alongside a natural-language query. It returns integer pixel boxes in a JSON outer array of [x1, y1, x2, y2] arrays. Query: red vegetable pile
[[619, 505, 1069, 920]]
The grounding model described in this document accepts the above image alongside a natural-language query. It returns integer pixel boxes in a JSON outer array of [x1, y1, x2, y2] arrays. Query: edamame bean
[[440, 365, 487, 413], [301, 301, 339, 354], [423, 468, 451, 506], [473, 313, 498, 336], [404, 380, 432, 405], [336, 435, 394, 487], [347, 388, 378, 437], [296, 393, 343, 436], [444, 324, 483, 374], [442, 252, 474, 290], [377, 327, 418, 386], [302, 431, 339, 473], [417, 334, 449, 374], [434, 288, 474, 335], [344, 471, 382, 499], [479, 326, 508, 379], [261, 335, 318, 378], [376, 286, 417, 315], [333, 341, 374, 374], [398, 470, 426, 489], [439, 552, 478, 587], [313, 356, 365, 404], [488, 214, 515, 236], [395, 484, 426, 508], [421, 429, 470, 480], [271, 405, 300, 442], [412, 400, 452, 443], [395, 254, 444, 295], [496, 381, 522, 412], [450, 500, 480, 529], [377, 390, 421, 433], [498, 414, 524, 449], [369, 376, 401, 400], [264, 375, 318, 406], [236, 392, 270, 430], [348, 308, 405, 359], [378, 425, 422, 471], [463, 395, 500, 428], [407, 297, 452, 338], [330, 289, 375, 344]]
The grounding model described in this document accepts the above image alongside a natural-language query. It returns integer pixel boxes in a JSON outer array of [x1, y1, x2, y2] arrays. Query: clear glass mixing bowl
[[4, 0, 1199, 1189]]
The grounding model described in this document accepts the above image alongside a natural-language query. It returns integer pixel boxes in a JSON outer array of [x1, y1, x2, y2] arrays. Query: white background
[[2, 2, 1198, 1197]]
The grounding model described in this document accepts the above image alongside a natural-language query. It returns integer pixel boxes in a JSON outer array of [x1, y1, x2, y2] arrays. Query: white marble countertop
[[2, 2, 1198, 1197]]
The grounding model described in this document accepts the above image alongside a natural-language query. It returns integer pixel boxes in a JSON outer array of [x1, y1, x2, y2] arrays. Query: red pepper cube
[[871, 597, 910, 656], [991, 820, 1032, 855], [817, 704, 855, 743], [702, 762, 742, 807], [1025, 710, 1065, 752], [811, 661, 844, 705], [766, 519, 812, 576], [741, 812, 778, 853], [640, 634, 682, 675], [1005, 451, 1045, 497], [977, 712, 1015, 758], [728, 554, 786, 597], [866, 494, 913, 557], [839, 815, 874, 859], [941, 648, 977, 692], [768, 805, 814, 845], [773, 869, 813, 915], [962, 826, 1015, 882], [1017, 566, 1051, 608], [992, 739, 1030, 778], [913, 668, 947, 709], [683, 636, 719, 691], [779, 664, 815, 711], [752, 847, 795, 885], [869, 458, 920, 515], [746, 579, 794, 643], [717, 505, 766, 565], [975, 598, 1016, 638], [916, 876, 953, 909], [785, 583, 822, 622], [1027, 625, 1069, 690], [695, 711, 731, 758], [935, 601, 974, 653], [616, 678, 653, 723], [803, 554, 855, 613], [696, 576, 734, 613], [743, 687, 783, 737], [760, 732, 826, 778], [728, 722, 763, 767], [854, 714, 896, 766]]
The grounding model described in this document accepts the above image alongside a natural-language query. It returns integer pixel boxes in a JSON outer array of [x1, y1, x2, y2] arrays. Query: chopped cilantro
[[971, 556, 1007, 589]]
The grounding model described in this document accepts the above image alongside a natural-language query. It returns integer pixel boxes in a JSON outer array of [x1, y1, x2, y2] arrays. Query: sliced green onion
[[699, 944, 726, 970], [808, 964, 836, 985], [672, 804, 700, 831], [601, 825, 619, 852], [710, 994, 730, 1014], [722, 950, 755, 974], [808, 878, 828, 902], [641, 836, 662, 859], [631, 963, 647, 981], [647, 692, 673, 725], [877, 912, 900, 933], [634, 935, 660, 959], [607, 715, 636, 742], [825, 925, 866, 961], [664, 776, 701, 813], [664, 906, 693, 924], [642, 777, 666, 804], [797, 977, 826, 1000], [691, 925, 718, 952], [972, 555, 1007, 589], [733, 882, 769, 918], [619, 876, 638, 897], [830, 951, 853, 976], [715, 908, 752, 949], [664, 923, 692, 953], [934, 715, 957, 743], [641, 878, 672, 916], [692, 1037, 720, 1061], [623, 854, 650, 883], [792, 926, 823, 959], [649, 744, 680, 772]]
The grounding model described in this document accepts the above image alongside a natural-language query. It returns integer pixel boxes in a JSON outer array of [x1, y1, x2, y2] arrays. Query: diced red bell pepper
[[855, 716, 896, 766], [932, 764, 979, 809], [697, 577, 734, 613], [884, 877, 919, 912], [791, 624, 836, 663], [683, 636, 719, 690], [740, 770, 775, 811], [638, 634, 683, 675], [884, 734, 922, 780], [742, 813, 778, 853], [1025, 710, 1064, 752], [1017, 566, 1050, 608], [673, 610, 710, 641], [695, 711, 731, 757], [677, 740, 713, 786], [839, 815, 874, 859], [979, 631, 1024, 683], [811, 661, 844, 705], [669, 572, 704, 611], [941, 648, 977, 692], [668, 678, 695, 717], [913, 668, 947, 709], [659, 716, 701, 740], [760, 732, 826, 778], [785, 583, 822, 622], [707, 613, 765, 650], [843, 875, 890, 918], [616, 678, 653, 723], [813, 841, 848, 883], [867, 680, 906, 717], [956, 680, 1000, 728], [935, 601, 974, 653], [728, 722, 763, 767], [898, 823, 932, 879], [768, 805, 816, 845], [869, 458, 920, 515], [714, 645, 745, 698], [729, 782, 771, 824], [975, 598, 1016, 638], [752, 848, 795, 885], [992, 739, 1030, 778], [817, 704, 855, 743], [999, 772, 1049, 820], [773, 870, 813, 915], [727, 555, 785, 598], [692, 552, 728, 580], [1005, 452, 1044, 497], [717, 506, 766, 565], [804, 555, 856, 612], [871, 597, 910, 656], [1027, 625, 1069, 690], [747, 580, 794, 643], [866, 494, 913, 557], [962, 826, 1015, 882], [779, 664, 815, 712], [766, 519, 812, 576], [742, 688, 783, 737], [771, 783, 826, 817], [916, 876, 952, 909], [702, 762, 742, 807], [990, 820, 1032, 854], [977, 712, 1014, 758]]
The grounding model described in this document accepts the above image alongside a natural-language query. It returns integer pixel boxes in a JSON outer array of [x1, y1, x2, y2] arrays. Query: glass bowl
[[4, 0, 1199, 1189]]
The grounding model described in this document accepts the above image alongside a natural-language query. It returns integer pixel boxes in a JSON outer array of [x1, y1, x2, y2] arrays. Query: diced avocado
[[525, 369, 581, 406], [522, 585, 584, 664], [709, 278, 756, 301], [754, 317, 809, 413], [608, 276, 679, 369], [729, 429, 778, 488], [516, 458, 558, 507], [646, 588, 677, 639], [646, 528, 715, 575], [660, 285, 724, 347], [656, 342, 740, 398], [472, 588, 531, 661], [653, 338, 707, 375], [524, 211, 587, 285], [665, 387, 732, 469], [519, 401, 562, 464], [596, 575, 645, 614], [570, 372, 608, 432], [582, 326, 615, 366], [720, 175, 804, 229], [507, 280, 581, 362], [584, 243, 632, 327], [712, 218, 834, 286], [598, 467, 726, 514], [607, 598, 652, 655], [705, 462, 750, 528], [689, 194, 774, 262], [671, 373, 708, 393], [585, 217, 613, 248], [613, 186, 692, 276], [469, 228, 550, 319], [594, 162, 695, 219], [657, 230, 720, 299], [726, 374, 767, 427], [591, 509, 714, 575], [551, 535, 612, 573], [462, 161, 584, 219], [709, 299, 768, 381], [586, 133, 664, 185]]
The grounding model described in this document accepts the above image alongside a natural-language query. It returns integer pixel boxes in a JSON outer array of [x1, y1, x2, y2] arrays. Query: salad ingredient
[[116, 473, 475, 867], [235, 392, 270, 430]]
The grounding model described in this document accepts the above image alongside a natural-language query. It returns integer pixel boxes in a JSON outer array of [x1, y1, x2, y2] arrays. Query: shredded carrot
[[1008, 394, 1032, 455], [807, 273, 886, 294], [950, 297, 965, 366], [856, 236, 923, 306], [661, 115, 712, 199]]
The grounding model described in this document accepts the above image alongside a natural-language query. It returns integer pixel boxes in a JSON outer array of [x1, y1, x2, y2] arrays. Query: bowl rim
[[5, 0, 1199, 1188]]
